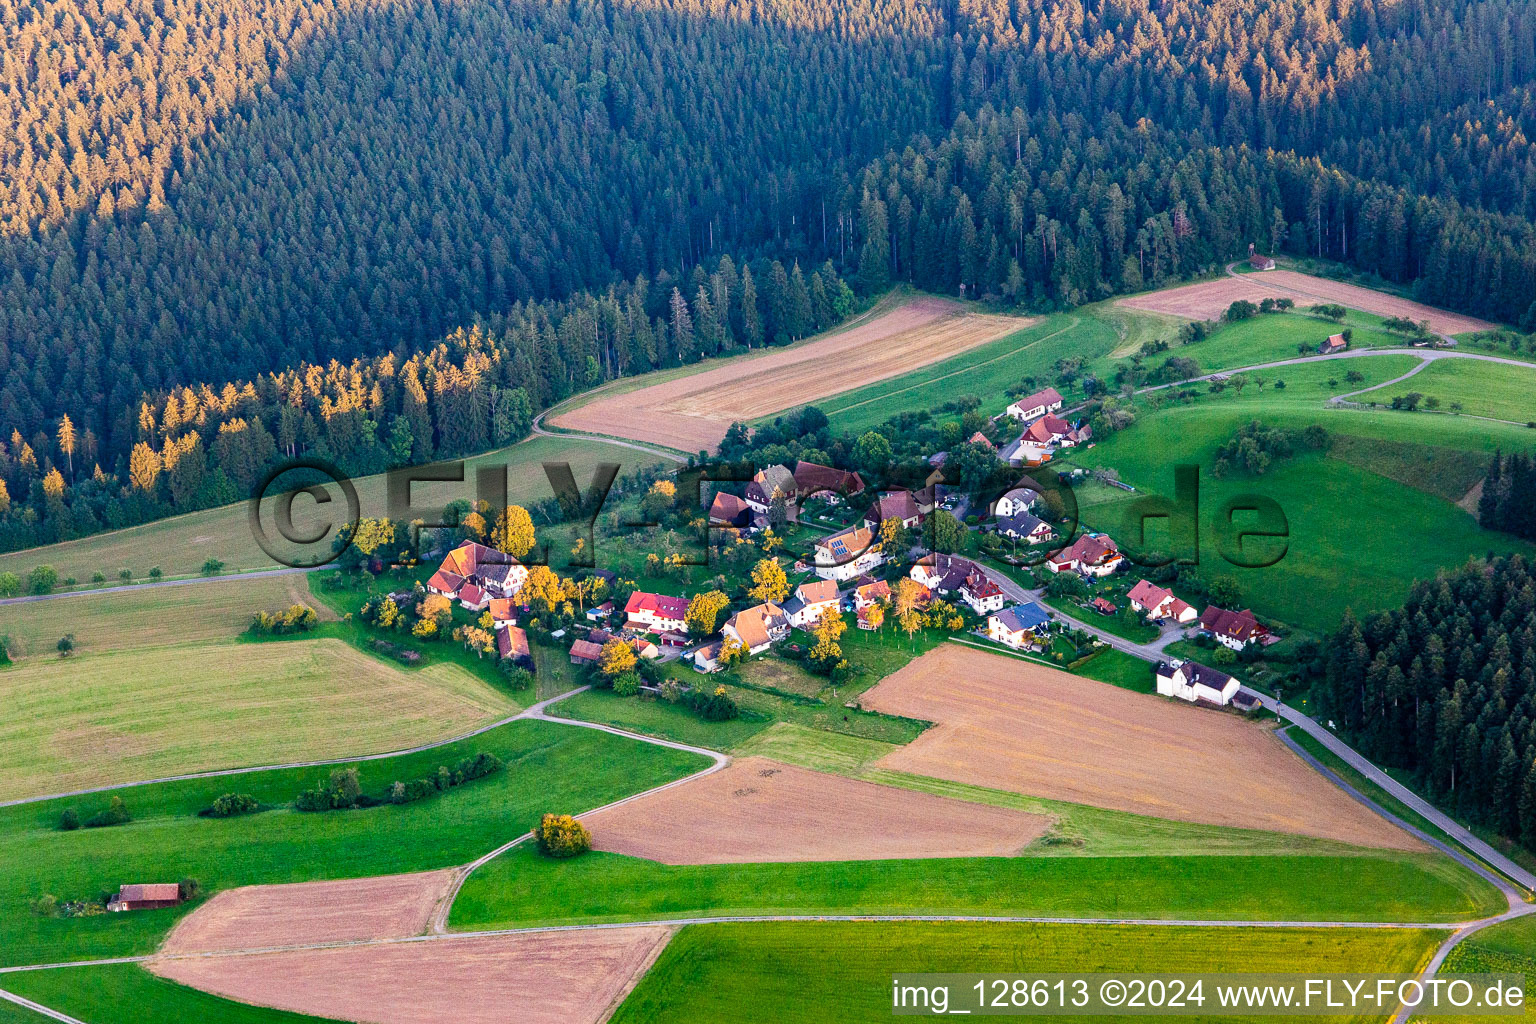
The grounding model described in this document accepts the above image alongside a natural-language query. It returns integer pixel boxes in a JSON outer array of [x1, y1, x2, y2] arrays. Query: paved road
[[530, 407, 688, 463], [0, 565, 317, 607]]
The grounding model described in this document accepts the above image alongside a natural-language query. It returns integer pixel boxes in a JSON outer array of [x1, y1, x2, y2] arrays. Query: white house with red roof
[[623, 591, 689, 633], [813, 524, 883, 582], [960, 570, 1005, 615], [1006, 386, 1064, 422], [782, 579, 841, 628], [1045, 533, 1124, 577], [1199, 605, 1271, 650], [1126, 580, 1197, 624], [427, 541, 527, 605]]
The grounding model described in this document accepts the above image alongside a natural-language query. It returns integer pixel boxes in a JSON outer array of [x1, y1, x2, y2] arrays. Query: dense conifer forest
[[1318, 556, 1536, 852], [5, 0, 1536, 549]]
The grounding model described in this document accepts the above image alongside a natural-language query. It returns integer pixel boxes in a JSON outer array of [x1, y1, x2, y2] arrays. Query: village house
[[960, 570, 1006, 615], [108, 884, 182, 912], [863, 489, 923, 531], [1091, 596, 1117, 615], [994, 509, 1054, 544], [495, 625, 534, 669], [993, 486, 1039, 518], [590, 628, 659, 660], [782, 579, 841, 628], [693, 640, 724, 673], [1248, 244, 1276, 271], [584, 600, 614, 622], [744, 464, 798, 515], [426, 541, 528, 605], [794, 460, 865, 504], [569, 638, 604, 666], [1006, 386, 1064, 423], [722, 602, 790, 655], [910, 552, 982, 595], [1319, 333, 1348, 355], [1155, 659, 1240, 706], [1126, 580, 1197, 624], [1199, 605, 1271, 650], [968, 431, 995, 450], [487, 598, 517, 629], [1045, 533, 1124, 577], [853, 578, 891, 610], [708, 491, 753, 529], [987, 602, 1052, 650], [623, 591, 689, 633], [813, 523, 884, 582]]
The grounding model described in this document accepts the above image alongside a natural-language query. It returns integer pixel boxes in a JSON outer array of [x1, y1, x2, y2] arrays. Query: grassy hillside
[[1355, 357, 1536, 423], [0, 719, 708, 967], [0, 434, 641, 584], [0, 637, 522, 802], [1069, 358, 1533, 632], [612, 921, 1445, 1024]]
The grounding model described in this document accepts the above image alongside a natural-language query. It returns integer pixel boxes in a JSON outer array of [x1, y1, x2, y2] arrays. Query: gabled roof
[[1200, 605, 1265, 641], [856, 579, 891, 602], [457, 583, 487, 606], [865, 489, 919, 524], [117, 883, 181, 902], [477, 561, 524, 587], [569, 639, 605, 662], [794, 460, 865, 497], [753, 464, 797, 498], [796, 579, 840, 605], [487, 598, 516, 622], [427, 569, 465, 594], [709, 491, 751, 525], [497, 625, 531, 660], [624, 591, 689, 621], [968, 431, 995, 450], [961, 571, 1002, 600], [816, 524, 877, 563], [1158, 659, 1235, 691], [726, 602, 788, 649], [992, 602, 1051, 633], [913, 552, 981, 592], [1127, 579, 1171, 608], [996, 510, 1048, 536], [1012, 386, 1063, 413], [998, 486, 1039, 509]]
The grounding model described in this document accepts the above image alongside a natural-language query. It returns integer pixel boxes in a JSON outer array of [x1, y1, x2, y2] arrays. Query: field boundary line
[[0, 988, 90, 1023]]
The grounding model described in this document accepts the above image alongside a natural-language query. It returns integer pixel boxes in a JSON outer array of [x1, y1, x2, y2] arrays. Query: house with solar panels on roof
[[812, 523, 883, 582]]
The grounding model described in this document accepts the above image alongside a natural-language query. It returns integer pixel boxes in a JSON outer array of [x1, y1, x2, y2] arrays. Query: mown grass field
[[1355, 357, 1536, 423], [0, 636, 520, 802], [1113, 311, 1405, 380], [0, 719, 709, 967], [451, 840, 1498, 930], [1419, 915, 1536, 1023], [611, 921, 1445, 1024], [3, 965, 335, 1024], [0, 573, 323, 660], [0, 433, 638, 583], [1068, 358, 1533, 633]]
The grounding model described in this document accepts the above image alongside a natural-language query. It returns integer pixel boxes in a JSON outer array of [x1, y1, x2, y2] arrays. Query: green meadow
[[0, 719, 707, 968], [1355, 356, 1536, 424], [611, 921, 1446, 1024], [451, 841, 1499, 931], [1069, 357, 1533, 633]]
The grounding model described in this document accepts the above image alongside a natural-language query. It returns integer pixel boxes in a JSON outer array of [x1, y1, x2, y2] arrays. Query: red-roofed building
[[1006, 387, 1065, 423], [1045, 533, 1123, 578], [960, 571, 1005, 615], [496, 625, 533, 669], [624, 592, 689, 633], [1199, 605, 1271, 650]]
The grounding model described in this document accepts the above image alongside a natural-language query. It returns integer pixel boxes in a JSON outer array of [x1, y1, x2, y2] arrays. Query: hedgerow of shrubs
[[202, 793, 262, 818], [295, 753, 504, 812], [82, 796, 131, 829], [249, 603, 320, 635], [683, 684, 739, 721], [535, 813, 592, 858]]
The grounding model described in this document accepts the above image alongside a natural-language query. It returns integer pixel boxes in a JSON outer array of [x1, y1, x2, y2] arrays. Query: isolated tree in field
[[536, 813, 592, 858], [686, 590, 729, 635], [493, 505, 537, 558], [748, 558, 789, 603], [57, 634, 76, 656], [598, 638, 638, 679], [898, 608, 924, 643]]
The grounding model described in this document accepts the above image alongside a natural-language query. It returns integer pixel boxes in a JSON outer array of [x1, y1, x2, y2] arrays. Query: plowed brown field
[[1118, 270, 1494, 336], [151, 926, 673, 1024], [581, 756, 1050, 863], [860, 645, 1421, 850], [550, 298, 1035, 451], [160, 869, 457, 954]]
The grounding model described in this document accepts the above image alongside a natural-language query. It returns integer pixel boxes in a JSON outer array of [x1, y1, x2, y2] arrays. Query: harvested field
[[581, 756, 1050, 864], [551, 298, 1035, 451], [152, 926, 672, 1024], [160, 869, 457, 955], [1118, 270, 1495, 336], [860, 645, 1421, 851]]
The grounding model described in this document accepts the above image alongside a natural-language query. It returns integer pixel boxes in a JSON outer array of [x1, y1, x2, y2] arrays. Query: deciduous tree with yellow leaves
[[685, 590, 729, 635], [748, 558, 789, 603], [492, 504, 537, 559], [598, 638, 638, 678]]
